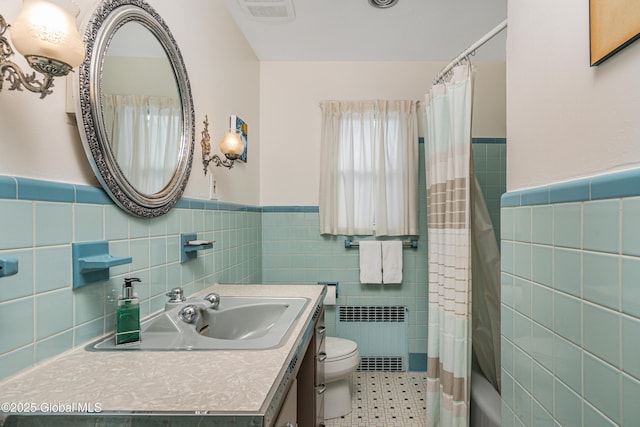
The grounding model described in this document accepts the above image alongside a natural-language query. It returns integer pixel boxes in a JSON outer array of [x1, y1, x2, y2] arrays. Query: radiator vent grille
[[338, 305, 406, 322], [336, 305, 408, 372], [359, 357, 404, 372]]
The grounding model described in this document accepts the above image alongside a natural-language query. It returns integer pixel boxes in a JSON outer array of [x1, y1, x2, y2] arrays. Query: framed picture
[[231, 115, 248, 163], [590, 0, 640, 66]]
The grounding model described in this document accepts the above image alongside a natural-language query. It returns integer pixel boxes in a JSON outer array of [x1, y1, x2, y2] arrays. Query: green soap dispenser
[[116, 277, 141, 345]]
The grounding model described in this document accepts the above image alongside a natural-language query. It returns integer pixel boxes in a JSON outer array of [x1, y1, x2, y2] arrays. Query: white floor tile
[[324, 371, 427, 427]]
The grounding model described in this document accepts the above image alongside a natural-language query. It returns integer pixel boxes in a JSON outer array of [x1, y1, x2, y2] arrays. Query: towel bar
[[344, 239, 418, 249]]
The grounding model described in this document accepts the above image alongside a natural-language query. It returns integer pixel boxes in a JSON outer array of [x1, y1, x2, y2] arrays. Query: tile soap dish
[[0, 257, 19, 278], [186, 239, 213, 246], [72, 241, 132, 288], [181, 233, 214, 263]]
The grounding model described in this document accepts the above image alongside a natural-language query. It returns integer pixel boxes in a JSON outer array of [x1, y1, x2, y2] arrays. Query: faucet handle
[[166, 287, 186, 303], [204, 292, 221, 309], [178, 304, 198, 324]]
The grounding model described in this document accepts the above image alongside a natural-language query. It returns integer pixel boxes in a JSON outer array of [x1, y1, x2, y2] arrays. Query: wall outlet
[[209, 173, 217, 200]]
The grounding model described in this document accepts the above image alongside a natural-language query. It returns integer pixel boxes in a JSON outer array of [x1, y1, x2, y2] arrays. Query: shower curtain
[[425, 61, 504, 426], [424, 63, 474, 427]]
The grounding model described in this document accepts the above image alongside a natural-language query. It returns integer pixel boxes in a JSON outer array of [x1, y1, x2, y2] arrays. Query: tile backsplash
[[0, 177, 261, 381]]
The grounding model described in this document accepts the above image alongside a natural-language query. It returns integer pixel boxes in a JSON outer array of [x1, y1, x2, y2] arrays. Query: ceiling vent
[[236, 0, 295, 21], [368, 0, 399, 8]]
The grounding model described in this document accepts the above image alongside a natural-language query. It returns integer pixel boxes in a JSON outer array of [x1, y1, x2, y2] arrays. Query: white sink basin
[[90, 296, 309, 351]]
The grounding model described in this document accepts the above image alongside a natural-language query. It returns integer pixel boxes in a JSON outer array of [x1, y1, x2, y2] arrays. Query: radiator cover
[[336, 305, 408, 372]]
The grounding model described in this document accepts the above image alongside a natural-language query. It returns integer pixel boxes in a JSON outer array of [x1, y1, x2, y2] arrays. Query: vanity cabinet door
[[274, 379, 297, 427], [315, 308, 326, 427], [297, 306, 326, 427]]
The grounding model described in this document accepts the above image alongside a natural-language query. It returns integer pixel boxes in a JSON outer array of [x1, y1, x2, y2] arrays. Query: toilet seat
[[325, 337, 358, 361]]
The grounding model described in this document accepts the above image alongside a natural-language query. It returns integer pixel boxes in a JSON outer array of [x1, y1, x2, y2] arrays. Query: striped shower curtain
[[424, 63, 474, 427]]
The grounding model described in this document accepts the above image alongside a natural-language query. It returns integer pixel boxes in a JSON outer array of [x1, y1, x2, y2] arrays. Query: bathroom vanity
[[0, 284, 326, 427]]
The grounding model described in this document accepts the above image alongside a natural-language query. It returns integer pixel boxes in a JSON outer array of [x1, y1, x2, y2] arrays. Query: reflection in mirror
[[74, 0, 194, 217], [102, 22, 181, 195]]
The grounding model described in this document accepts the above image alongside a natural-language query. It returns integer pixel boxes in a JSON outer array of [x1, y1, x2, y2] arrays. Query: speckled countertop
[[0, 284, 324, 419]]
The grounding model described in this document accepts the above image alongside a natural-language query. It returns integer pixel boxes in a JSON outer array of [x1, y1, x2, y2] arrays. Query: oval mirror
[[75, 0, 194, 217]]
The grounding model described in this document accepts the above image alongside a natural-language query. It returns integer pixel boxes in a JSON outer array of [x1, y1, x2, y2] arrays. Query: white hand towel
[[359, 241, 382, 284], [382, 241, 403, 284]]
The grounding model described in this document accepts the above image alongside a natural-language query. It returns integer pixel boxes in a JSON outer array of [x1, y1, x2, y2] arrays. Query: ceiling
[[223, 0, 508, 62]]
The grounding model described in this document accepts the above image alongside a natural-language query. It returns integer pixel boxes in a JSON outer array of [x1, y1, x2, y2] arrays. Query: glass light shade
[[219, 131, 244, 156], [10, 0, 85, 68]]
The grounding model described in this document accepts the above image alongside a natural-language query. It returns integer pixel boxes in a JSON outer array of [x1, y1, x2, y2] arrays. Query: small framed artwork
[[590, 0, 640, 66], [231, 115, 248, 163]]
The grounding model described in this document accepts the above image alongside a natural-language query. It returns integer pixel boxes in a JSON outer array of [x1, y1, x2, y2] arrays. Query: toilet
[[323, 336, 360, 419], [322, 284, 360, 419]]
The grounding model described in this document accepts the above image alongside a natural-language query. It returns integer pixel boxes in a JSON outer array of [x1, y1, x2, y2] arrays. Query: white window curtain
[[103, 94, 182, 195], [319, 100, 419, 236]]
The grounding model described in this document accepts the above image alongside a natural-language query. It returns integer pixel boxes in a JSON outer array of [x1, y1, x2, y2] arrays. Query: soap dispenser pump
[[116, 277, 141, 345]]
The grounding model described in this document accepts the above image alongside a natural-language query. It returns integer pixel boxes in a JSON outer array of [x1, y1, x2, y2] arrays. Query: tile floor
[[325, 371, 427, 427]]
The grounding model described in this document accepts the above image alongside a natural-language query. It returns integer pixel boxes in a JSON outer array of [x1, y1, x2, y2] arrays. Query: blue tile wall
[[472, 140, 507, 241], [0, 177, 262, 382], [0, 137, 507, 380], [261, 209, 430, 363], [501, 167, 640, 427], [261, 148, 432, 366], [261, 140, 506, 370]]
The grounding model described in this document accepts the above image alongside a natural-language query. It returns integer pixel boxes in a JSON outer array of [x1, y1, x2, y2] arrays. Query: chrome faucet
[[166, 287, 187, 303], [203, 292, 221, 309]]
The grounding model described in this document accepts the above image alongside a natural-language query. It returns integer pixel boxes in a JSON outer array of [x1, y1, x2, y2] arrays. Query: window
[[319, 100, 419, 236]]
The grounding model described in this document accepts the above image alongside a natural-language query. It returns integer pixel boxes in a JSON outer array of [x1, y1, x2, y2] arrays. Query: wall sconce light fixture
[[0, 0, 85, 99], [201, 115, 245, 174]]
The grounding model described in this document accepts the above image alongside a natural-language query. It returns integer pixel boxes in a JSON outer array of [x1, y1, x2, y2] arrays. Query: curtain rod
[[433, 19, 508, 85]]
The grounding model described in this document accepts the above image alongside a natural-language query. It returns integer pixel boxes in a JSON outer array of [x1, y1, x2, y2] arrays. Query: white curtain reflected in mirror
[[101, 21, 182, 195], [103, 94, 181, 194]]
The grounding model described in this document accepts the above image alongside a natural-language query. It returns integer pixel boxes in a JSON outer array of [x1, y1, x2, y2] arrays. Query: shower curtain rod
[[433, 19, 508, 84]]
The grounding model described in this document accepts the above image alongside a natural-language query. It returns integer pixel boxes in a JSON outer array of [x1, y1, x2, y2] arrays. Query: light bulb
[[11, 0, 85, 69], [220, 131, 244, 156]]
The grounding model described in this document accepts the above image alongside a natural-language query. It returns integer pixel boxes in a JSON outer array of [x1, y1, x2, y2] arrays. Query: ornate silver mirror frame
[[74, 0, 194, 217]]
